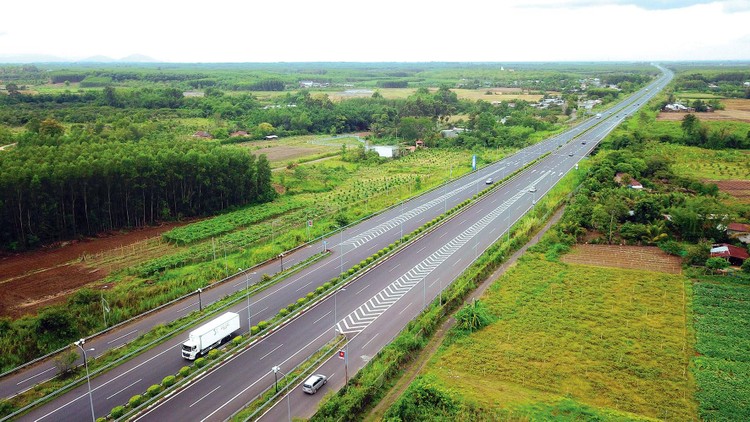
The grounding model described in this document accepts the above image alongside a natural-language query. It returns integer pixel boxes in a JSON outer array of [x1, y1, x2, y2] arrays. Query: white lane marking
[[259, 344, 283, 361], [355, 284, 370, 296], [398, 303, 413, 315], [363, 333, 380, 349], [439, 231, 449, 239], [34, 391, 89, 421], [107, 329, 138, 345], [389, 264, 400, 273], [190, 385, 221, 408], [16, 366, 55, 385], [295, 281, 313, 292], [313, 311, 332, 325], [416, 246, 426, 254], [177, 303, 196, 313], [106, 378, 142, 400]]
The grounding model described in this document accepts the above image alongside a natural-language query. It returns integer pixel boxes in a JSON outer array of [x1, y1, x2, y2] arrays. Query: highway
[[8, 66, 672, 421]]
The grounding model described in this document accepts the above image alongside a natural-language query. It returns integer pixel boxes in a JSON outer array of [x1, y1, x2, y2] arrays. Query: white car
[[529, 186, 537, 193], [302, 374, 327, 394], [485, 178, 493, 185]]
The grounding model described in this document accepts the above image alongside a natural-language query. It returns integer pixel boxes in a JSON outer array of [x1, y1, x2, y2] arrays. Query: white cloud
[[0, 0, 748, 62]]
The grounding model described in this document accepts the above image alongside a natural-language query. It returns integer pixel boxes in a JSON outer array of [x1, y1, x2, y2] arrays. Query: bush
[[162, 375, 176, 386], [315, 286, 325, 294], [96, 418, 107, 422], [658, 240, 686, 257], [297, 297, 307, 306], [194, 357, 207, 368], [258, 320, 269, 330], [128, 394, 144, 407], [179, 366, 191, 377], [147, 384, 161, 397], [110, 406, 125, 419], [705, 257, 730, 272], [232, 335, 243, 346], [278, 308, 289, 317], [323, 282, 332, 289], [743, 258, 750, 274], [208, 349, 219, 360], [251, 325, 260, 335], [306, 292, 315, 300]]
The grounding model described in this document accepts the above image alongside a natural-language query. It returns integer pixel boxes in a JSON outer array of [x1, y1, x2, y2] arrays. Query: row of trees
[[0, 140, 273, 249]]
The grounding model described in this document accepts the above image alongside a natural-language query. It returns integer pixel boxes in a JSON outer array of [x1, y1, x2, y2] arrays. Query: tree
[[39, 118, 65, 139], [5, 83, 19, 95], [54, 347, 79, 377], [681, 114, 699, 139], [705, 257, 729, 272]]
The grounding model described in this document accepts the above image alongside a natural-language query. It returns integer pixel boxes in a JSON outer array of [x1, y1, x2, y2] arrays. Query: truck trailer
[[181, 312, 240, 360]]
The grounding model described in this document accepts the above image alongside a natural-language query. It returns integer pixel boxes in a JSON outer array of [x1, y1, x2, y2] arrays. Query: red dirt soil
[[0, 223, 186, 318], [561, 244, 682, 274], [711, 179, 750, 202]]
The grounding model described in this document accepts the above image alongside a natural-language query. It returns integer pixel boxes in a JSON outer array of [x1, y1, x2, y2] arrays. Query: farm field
[[561, 244, 682, 274], [325, 87, 544, 103], [656, 99, 750, 123], [409, 250, 695, 420], [0, 223, 186, 318], [692, 279, 750, 421], [643, 142, 750, 181]]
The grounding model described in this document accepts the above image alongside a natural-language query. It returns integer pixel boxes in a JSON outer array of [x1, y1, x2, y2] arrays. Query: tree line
[[0, 140, 274, 249]]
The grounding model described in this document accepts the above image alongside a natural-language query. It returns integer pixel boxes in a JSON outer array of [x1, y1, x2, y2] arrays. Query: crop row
[[162, 196, 310, 245]]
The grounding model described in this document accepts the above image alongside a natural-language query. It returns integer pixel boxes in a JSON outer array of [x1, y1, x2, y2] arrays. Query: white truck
[[181, 312, 240, 360]]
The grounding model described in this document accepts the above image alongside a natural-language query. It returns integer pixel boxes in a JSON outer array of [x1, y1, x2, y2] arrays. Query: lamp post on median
[[197, 288, 203, 311], [279, 253, 285, 272], [239, 269, 256, 332], [272, 366, 291, 422], [74, 339, 96, 422]]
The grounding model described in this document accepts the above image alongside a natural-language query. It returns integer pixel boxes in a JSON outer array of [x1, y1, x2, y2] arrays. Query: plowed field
[[657, 99, 750, 123], [711, 179, 750, 202], [561, 244, 682, 274]]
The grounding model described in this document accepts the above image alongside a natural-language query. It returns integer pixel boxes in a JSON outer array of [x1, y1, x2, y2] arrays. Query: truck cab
[[182, 341, 199, 360]]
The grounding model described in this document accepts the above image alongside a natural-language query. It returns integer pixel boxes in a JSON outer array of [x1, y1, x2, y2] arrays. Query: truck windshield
[[182, 344, 195, 352]]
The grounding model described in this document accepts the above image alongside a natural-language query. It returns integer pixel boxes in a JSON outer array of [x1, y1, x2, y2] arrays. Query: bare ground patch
[[657, 99, 750, 123], [561, 244, 682, 274], [0, 223, 187, 318], [711, 179, 750, 202]]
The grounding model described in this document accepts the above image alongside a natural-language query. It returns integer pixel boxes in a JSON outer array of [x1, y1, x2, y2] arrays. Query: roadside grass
[[419, 252, 696, 420], [692, 277, 750, 421], [643, 142, 750, 180]]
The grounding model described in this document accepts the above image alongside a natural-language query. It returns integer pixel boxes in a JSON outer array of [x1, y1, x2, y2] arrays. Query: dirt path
[[365, 207, 566, 420]]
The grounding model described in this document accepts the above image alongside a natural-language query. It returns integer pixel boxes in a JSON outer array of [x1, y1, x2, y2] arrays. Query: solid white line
[[398, 303, 413, 315], [389, 264, 400, 273], [439, 231, 449, 239], [34, 391, 88, 421], [106, 378, 142, 400], [362, 333, 380, 349], [416, 246, 426, 254], [312, 311, 332, 325], [16, 366, 55, 385], [107, 329, 138, 345], [190, 385, 221, 408], [259, 344, 283, 361], [355, 284, 370, 295]]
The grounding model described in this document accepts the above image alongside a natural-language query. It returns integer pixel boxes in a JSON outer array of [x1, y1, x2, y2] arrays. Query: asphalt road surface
[[8, 66, 672, 421]]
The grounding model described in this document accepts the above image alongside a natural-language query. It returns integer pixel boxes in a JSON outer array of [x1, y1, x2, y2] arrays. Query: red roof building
[[710, 243, 749, 266]]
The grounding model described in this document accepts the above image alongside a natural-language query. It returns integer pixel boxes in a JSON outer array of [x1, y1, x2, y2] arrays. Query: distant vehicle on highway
[[581, 140, 587, 145], [485, 178, 493, 185], [302, 374, 327, 394], [595, 113, 602, 118], [182, 312, 240, 360], [529, 186, 537, 193], [568, 152, 574, 156]]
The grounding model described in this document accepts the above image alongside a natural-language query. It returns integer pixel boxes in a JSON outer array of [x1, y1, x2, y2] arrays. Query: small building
[[367, 145, 399, 158], [265, 135, 279, 140], [193, 131, 213, 139], [440, 128, 466, 138], [614, 172, 643, 189], [662, 103, 695, 113], [710, 243, 749, 266], [728, 222, 750, 244], [230, 131, 249, 137]]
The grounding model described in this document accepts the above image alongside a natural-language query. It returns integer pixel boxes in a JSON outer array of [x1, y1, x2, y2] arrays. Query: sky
[[1, 0, 749, 62]]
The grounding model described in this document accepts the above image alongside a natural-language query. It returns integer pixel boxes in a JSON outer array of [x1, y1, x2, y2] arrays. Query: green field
[[692, 279, 750, 421], [404, 253, 695, 420], [643, 142, 750, 180]]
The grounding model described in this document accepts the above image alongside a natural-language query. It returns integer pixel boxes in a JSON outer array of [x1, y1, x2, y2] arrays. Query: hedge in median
[[147, 384, 161, 397], [162, 375, 176, 387], [110, 405, 125, 419], [129, 394, 144, 407]]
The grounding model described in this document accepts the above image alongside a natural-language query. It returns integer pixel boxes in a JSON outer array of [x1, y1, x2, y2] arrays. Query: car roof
[[305, 374, 323, 383]]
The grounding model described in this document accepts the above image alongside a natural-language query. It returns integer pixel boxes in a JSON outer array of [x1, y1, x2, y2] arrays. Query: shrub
[[194, 357, 207, 368], [279, 308, 289, 317], [96, 418, 107, 422], [110, 406, 125, 419], [232, 335, 243, 346], [179, 366, 191, 377], [208, 349, 219, 360], [258, 320, 269, 330], [128, 394, 144, 407], [162, 375, 176, 386], [352, 264, 361, 272], [262, 273, 271, 282], [316, 286, 325, 294], [323, 282, 332, 289], [147, 384, 161, 397], [658, 240, 686, 257], [297, 297, 307, 306], [251, 325, 260, 335], [306, 292, 315, 300]]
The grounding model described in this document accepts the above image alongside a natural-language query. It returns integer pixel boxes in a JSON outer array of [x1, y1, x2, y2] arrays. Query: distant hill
[[0, 53, 159, 63]]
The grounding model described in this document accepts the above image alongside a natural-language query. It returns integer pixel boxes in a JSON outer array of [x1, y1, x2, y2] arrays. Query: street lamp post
[[197, 288, 203, 312], [74, 339, 96, 422], [279, 253, 285, 272], [272, 366, 291, 422], [339, 230, 344, 277], [239, 269, 256, 333]]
